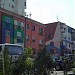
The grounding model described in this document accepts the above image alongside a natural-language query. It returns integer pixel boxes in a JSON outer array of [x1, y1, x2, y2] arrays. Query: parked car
[[55, 60, 63, 71]]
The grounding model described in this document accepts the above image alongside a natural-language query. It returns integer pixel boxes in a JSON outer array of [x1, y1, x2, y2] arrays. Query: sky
[[25, 0, 74, 28]]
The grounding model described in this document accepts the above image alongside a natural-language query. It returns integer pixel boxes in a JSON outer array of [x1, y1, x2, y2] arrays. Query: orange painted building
[[25, 18, 45, 55]]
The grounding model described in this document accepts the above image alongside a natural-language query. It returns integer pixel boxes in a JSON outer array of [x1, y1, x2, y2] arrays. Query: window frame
[[38, 28, 43, 35], [5, 30, 10, 37], [26, 36, 29, 42], [26, 24, 29, 30], [32, 25, 35, 31]]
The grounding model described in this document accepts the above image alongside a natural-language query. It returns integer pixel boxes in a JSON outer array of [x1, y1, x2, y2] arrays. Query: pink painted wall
[[26, 18, 45, 53]]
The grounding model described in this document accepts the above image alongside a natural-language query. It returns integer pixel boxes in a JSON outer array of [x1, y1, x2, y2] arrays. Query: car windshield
[[6, 45, 23, 55]]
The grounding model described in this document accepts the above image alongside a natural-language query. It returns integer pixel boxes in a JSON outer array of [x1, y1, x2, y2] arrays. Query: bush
[[72, 68, 75, 74], [73, 62, 75, 68]]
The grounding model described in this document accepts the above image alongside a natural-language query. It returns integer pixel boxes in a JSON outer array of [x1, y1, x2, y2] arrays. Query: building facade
[[0, 8, 75, 57], [0, 8, 25, 48], [45, 21, 75, 57], [0, 0, 26, 15], [25, 18, 45, 55]]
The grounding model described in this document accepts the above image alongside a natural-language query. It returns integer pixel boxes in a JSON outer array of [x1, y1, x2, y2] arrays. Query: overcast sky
[[25, 0, 74, 28]]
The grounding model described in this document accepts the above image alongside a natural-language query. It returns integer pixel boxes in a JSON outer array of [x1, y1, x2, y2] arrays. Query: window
[[17, 32, 21, 37], [26, 24, 29, 29], [24, 1, 26, 6], [14, 20, 17, 25], [48, 34, 53, 39], [5, 30, 10, 37], [64, 35, 67, 39], [12, 0, 14, 2], [65, 42, 67, 46], [21, 22, 24, 27], [17, 21, 21, 26], [17, 38, 22, 43], [38, 28, 43, 35], [9, 4, 10, 7], [17, 32, 22, 43], [17, 21, 21, 29], [26, 36, 29, 42], [60, 26, 63, 29], [8, 18, 10, 23], [5, 17, 10, 23], [32, 25, 35, 31], [68, 36, 70, 40], [7, 31, 10, 36], [12, 5, 14, 9], [39, 39, 43, 44], [69, 44, 70, 47], [32, 37, 35, 42], [64, 28, 66, 32], [68, 27, 71, 33]]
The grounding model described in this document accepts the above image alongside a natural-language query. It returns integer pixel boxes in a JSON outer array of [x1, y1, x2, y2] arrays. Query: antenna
[[57, 14, 59, 22], [29, 12, 32, 18]]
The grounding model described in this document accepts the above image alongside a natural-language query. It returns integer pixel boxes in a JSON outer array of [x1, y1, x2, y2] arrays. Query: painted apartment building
[[0, 0, 26, 15], [71, 28, 75, 51], [0, 8, 25, 48], [45, 21, 75, 56], [0, 7, 75, 57], [25, 18, 45, 55]]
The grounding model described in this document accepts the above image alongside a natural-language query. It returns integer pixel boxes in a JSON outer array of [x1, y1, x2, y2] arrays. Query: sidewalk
[[51, 71, 64, 75]]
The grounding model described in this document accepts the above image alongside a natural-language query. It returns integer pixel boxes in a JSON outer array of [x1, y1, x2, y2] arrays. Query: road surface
[[51, 71, 64, 75]]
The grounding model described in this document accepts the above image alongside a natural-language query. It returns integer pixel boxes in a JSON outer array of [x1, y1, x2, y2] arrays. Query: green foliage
[[24, 47, 33, 70], [11, 47, 33, 75], [24, 47, 32, 57], [11, 46, 54, 75], [62, 57, 72, 75], [72, 50, 75, 54], [4, 47, 11, 75], [25, 57, 33, 70], [0, 53, 3, 75], [72, 68, 75, 74], [73, 62, 75, 68], [33, 47, 53, 75]]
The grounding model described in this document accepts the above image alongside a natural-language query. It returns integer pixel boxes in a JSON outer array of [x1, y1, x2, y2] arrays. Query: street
[[51, 71, 64, 75], [51, 71, 74, 75]]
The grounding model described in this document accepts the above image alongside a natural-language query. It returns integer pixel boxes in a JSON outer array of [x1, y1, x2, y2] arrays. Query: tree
[[4, 47, 12, 75], [33, 46, 54, 75], [11, 47, 33, 75], [62, 57, 72, 75], [5, 46, 53, 75]]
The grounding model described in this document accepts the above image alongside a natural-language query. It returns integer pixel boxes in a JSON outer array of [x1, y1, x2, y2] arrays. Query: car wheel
[[55, 65, 60, 71]]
